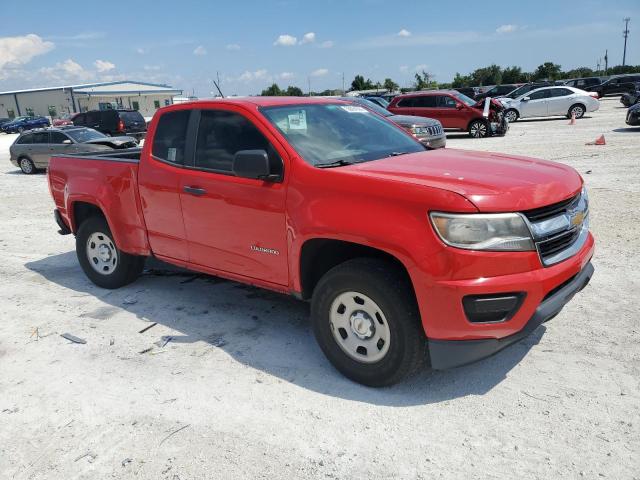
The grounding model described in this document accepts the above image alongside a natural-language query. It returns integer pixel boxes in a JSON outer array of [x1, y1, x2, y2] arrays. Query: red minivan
[[388, 90, 509, 138]]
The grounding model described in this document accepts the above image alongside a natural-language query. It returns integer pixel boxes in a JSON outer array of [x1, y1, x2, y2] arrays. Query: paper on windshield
[[288, 110, 307, 130], [340, 105, 368, 113]]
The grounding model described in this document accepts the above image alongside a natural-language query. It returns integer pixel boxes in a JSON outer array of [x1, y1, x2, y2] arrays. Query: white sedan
[[501, 86, 599, 122]]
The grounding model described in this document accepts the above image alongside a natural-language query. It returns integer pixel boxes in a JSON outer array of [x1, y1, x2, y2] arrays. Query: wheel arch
[[467, 116, 489, 131]]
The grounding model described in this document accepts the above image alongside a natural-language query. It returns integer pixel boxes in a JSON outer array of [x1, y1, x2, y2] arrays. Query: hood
[[389, 115, 441, 127], [344, 149, 582, 212], [84, 136, 137, 147]]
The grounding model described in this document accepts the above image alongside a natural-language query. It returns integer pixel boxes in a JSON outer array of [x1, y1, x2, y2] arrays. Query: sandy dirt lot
[[0, 99, 638, 479]]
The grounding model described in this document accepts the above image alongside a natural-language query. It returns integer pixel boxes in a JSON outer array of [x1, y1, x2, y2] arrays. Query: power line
[[623, 17, 631, 66]]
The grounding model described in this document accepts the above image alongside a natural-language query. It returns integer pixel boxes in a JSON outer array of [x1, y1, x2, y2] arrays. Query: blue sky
[[0, 0, 638, 96]]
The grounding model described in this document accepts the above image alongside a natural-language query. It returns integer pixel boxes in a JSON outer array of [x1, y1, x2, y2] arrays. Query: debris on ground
[[60, 333, 86, 344], [159, 424, 190, 446], [123, 296, 138, 305], [121, 458, 133, 467], [138, 322, 157, 334], [138, 347, 154, 355]]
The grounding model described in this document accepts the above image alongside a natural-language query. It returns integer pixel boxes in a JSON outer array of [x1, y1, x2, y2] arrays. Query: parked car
[[626, 102, 640, 126], [474, 84, 523, 101], [72, 109, 147, 139], [341, 96, 446, 148], [563, 77, 603, 90], [497, 82, 554, 100], [1, 115, 50, 133], [53, 112, 79, 127], [388, 90, 508, 138], [9, 127, 137, 174], [591, 75, 640, 97], [454, 87, 479, 99], [0, 117, 13, 129], [362, 96, 390, 108], [48, 97, 593, 385], [501, 86, 600, 122], [620, 86, 640, 107]]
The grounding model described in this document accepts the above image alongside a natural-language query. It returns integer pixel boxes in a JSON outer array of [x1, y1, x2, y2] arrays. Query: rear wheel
[[505, 109, 519, 123], [468, 119, 489, 138], [568, 104, 585, 119], [76, 216, 145, 289], [19, 157, 36, 174], [311, 258, 427, 387]]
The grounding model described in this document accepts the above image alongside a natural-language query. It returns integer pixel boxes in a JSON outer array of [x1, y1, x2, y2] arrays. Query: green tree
[[382, 78, 399, 92], [414, 70, 437, 90], [261, 83, 284, 96], [285, 85, 304, 96], [501, 66, 527, 83], [533, 62, 562, 80], [351, 75, 374, 91], [607, 64, 640, 75], [452, 72, 472, 88], [471, 64, 502, 86]]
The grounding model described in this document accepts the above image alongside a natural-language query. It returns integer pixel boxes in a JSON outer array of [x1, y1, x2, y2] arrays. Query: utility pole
[[604, 50, 608, 74], [623, 17, 630, 66], [308, 76, 311, 96], [342, 72, 345, 93]]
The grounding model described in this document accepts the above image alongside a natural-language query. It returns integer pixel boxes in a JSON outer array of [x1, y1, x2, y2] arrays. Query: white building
[[0, 80, 183, 120]]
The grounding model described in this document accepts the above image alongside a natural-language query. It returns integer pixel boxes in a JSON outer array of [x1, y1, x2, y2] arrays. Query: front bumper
[[416, 134, 446, 149], [490, 117, 509, 136], [428, 261, 594, 369], [626, 110, 640, 126]]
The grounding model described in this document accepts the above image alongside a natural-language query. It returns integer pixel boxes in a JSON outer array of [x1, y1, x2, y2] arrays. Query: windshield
[[12, 116, 28, 122], [347, 97, 392, 117], [66, 128, 107, 143], [261, 104, 425, 167], [506, 85, 537, 99], [450, 91, 476, 106]]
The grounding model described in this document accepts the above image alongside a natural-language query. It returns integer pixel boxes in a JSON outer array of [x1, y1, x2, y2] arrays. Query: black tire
[[311, 258, 427, 387], [76, 216, 145, 289], [568, 104, 586, 119], [18, 157, 36, 174], [468, 119, 489, 138], [505, 109, 519, 123]]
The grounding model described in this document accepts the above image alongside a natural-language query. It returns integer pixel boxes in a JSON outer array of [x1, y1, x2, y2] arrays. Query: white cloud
[[136, 47, 145, 54], [226, 43, 241, 51], [278, 72, 294, 80], [94, 59, 115, 72], [397, 29, 411, 37], [320, 40, 334, 48], [193, 45, 207, 55], [239, 69, 269, 82], [301, 32, 316, 44], [273, 34, 297, 46], [355, 30, 482, 48], [496, 24, 518, 34], [40, 58, 94, 82], [0, 34, 54, 71], [310, 68, 329, 77], [399, 65, 409, 73]]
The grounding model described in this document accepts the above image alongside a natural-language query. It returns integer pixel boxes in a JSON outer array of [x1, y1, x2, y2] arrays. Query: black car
[[499, 82, 554, 100], [563, 77, 603, 90], [475, 84, 522, 101], [72, 109, 147, 139], [620, 85, 640, 107], [626, 102, 640, 126], [454, 87, 479, 99], [592, 75, 640, 97]]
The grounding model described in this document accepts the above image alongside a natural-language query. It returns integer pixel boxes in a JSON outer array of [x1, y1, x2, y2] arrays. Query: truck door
[[137, 109, 191, 262], [178, 107, 289, 286]]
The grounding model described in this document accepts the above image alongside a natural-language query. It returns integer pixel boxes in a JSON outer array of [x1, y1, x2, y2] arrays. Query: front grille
[[427, 125, 442, 136], [537, 228, 581, 257], [523, 194, 579, 222]]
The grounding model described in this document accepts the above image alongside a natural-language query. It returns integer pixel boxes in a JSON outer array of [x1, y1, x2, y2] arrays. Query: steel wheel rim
[[571, 106, 584, 118], [20, 158, 33, 173], [86, 232, 118, 275], [329, 291, 391, 364], [471, 122, 487, 137]]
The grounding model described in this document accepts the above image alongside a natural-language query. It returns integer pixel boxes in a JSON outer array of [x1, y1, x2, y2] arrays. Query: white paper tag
[[340, 105, 368, 113], [167, 148, 177, 162], [288, 110, 307, 130]]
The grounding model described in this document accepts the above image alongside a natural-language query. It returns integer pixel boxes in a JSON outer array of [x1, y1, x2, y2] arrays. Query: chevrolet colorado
[[48, 97, 594, 386]]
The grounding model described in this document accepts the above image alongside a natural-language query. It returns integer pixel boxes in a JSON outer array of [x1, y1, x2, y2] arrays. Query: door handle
[[183, 186, 206, 196]]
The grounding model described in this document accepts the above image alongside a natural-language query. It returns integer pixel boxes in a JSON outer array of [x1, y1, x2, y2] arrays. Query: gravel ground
[[0, 98, 638, 479]]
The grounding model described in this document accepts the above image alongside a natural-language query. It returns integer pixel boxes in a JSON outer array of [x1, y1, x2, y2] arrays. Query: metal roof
[[0, 80, 181, 96]]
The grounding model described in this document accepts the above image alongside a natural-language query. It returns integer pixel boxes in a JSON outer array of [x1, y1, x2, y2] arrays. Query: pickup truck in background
[[48, 97, 594, 386]]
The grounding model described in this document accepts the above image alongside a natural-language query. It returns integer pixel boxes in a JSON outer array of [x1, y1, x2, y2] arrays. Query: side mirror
[[455, 103, 464, 110], [62, 139, 72, 145], [233, 150, 280, 182], [522, 96, 530, 101]]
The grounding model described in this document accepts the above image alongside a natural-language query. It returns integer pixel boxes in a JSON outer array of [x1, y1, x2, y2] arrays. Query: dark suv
[[592, 75, 640, 97], [73, 109, 147, 139], [563, 77, 603, 90], [474, 84, 522, 101]]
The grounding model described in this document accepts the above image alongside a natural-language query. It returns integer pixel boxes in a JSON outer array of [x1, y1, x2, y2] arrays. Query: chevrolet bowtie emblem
[[570, 211, 585, 227]]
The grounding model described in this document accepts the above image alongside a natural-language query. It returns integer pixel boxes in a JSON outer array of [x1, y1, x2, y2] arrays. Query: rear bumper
[[428, 261, 594, 369]]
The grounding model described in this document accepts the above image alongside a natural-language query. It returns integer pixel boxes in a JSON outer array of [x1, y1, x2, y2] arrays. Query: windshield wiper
[[315, 159, 356, 168], [387, 151, 410, 157]]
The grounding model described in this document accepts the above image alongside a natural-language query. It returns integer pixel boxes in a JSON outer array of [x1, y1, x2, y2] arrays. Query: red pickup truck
[[48, 97, 594, 386]]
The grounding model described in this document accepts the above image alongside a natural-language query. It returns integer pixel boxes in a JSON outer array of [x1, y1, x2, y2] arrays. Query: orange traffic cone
[[568, 112, 576, 125], [586, 134, 606, 146]]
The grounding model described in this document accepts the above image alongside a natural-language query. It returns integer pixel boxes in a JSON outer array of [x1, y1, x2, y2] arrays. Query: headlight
[[411, 126, 428, 135], [430, 212, 535, 251]]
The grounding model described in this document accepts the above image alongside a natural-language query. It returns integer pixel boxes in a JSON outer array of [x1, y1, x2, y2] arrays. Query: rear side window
[[413, 96, 437, 108], [194, 110, 269, 173], [550, 88, 572, 97], [17, 133, 33, 144], [86, 112, 100, 125], [152, 110, 190, 164], [32, 132, 49, 143], [120, 111, 144, 124]]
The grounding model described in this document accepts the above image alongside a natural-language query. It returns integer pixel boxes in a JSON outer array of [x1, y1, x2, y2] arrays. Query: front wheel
[[76, 216, 145, 289], [568, 104, 585, 119], [505, 109, 519, 123], [311, 258, 427, 387], [468, 119, 489, 138]]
